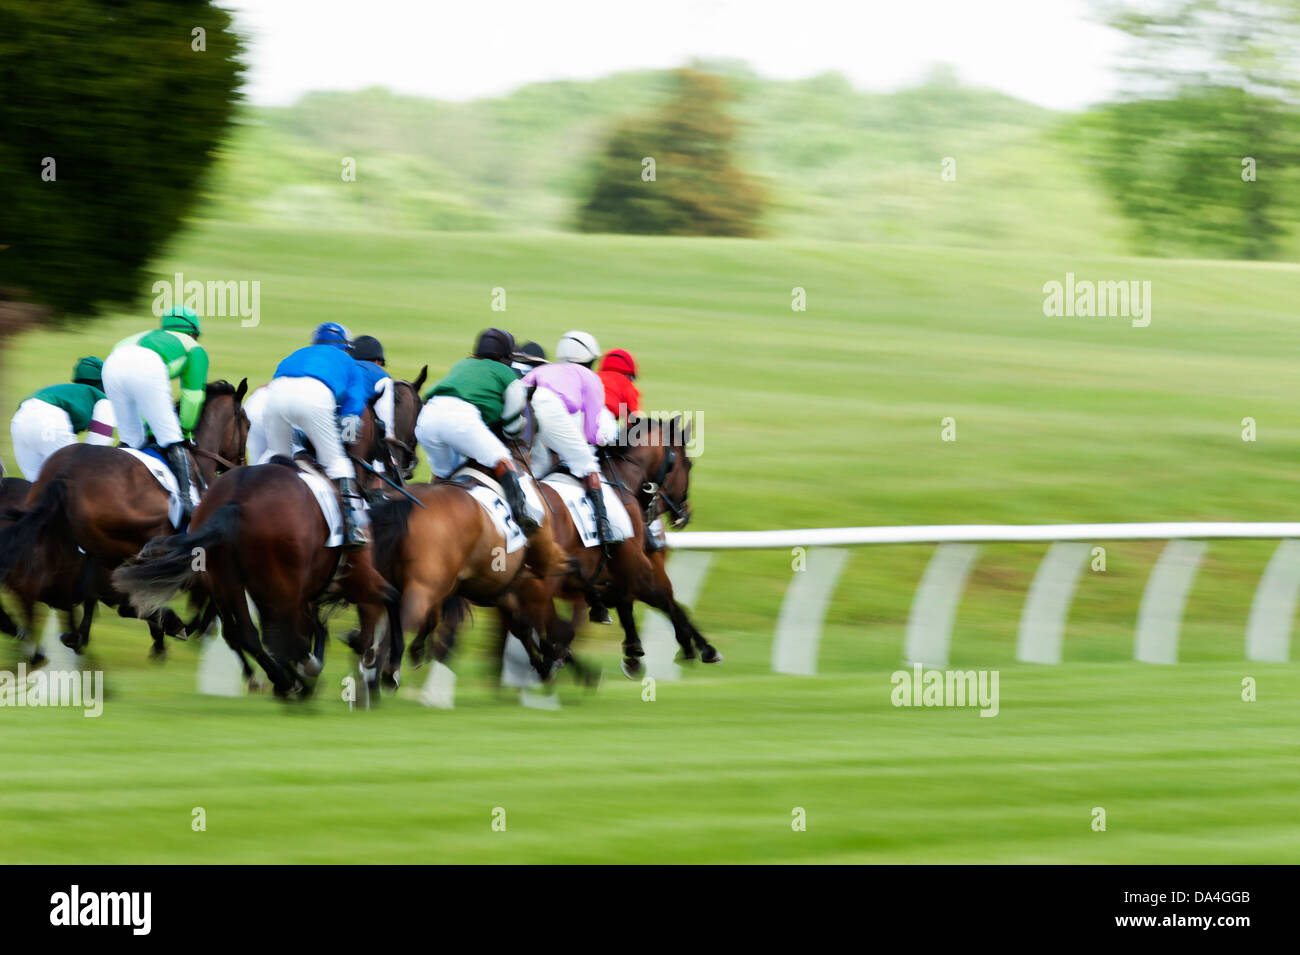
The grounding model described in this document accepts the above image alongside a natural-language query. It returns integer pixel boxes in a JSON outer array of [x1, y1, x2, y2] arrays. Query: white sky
[[221, 0, 1126, 110]]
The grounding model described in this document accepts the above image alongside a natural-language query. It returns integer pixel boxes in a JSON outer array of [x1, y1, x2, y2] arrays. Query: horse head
[[617, 415, 694, 529], [387, 366, 426, 481], [192, 379, 250, 485]]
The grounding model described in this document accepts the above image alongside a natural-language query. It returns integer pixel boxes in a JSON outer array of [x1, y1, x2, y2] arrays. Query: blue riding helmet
[[311, 322, 352, 350]]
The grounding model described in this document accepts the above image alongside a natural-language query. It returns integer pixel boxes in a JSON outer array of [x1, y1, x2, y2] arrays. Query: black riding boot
[[498, 468, 540, 537], [584, 476, 617, 547], [164, 443, 195, 527], [334, 477, 369, 550]]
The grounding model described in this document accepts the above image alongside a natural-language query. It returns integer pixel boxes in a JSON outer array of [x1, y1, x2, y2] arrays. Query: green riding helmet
[[161, 305, 202, 338], [72, 356, 104, 390]]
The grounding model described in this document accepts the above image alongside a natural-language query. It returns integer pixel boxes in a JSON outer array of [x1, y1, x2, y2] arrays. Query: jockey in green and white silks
[[8, 357, 116, 479], [102, 306, 209, 524], [415, 328, 538, 536]]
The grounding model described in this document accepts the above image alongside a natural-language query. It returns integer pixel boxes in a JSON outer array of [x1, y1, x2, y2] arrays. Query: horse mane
[[205, 380, 238, 399]]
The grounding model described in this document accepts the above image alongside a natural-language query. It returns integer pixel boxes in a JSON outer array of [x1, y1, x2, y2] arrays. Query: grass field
[[3, 222, 1299, 863]]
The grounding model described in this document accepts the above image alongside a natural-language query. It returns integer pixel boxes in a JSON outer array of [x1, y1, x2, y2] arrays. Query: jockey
[[350, 335, 396, 468], [596, 348, 642, 445], [521, 330, 616, 546], [264, 335, 371, 548], [415, 328, 538, 536], [245, 322, 351, 465], [102, 306, 209, 525], [511, 341, 547, 377], [9, 357, 116, 479]]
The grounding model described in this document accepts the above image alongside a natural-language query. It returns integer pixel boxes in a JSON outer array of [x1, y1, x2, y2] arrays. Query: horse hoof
[[620, 658, 643, 680], [58, 632, 84, 653], [28, 651, 48, 670], [622, 644, 645, 658], [247, 676, 269, 693], [701, 647, 724, 664], [148, 646, 167, 663], [380, 672, 401, 694]]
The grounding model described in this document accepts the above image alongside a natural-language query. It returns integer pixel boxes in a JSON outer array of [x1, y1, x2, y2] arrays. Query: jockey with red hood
[[596, 348, 642, 445]]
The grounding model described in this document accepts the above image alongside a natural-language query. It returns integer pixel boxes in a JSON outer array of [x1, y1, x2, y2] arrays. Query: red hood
[[600, 348, 637, 378]]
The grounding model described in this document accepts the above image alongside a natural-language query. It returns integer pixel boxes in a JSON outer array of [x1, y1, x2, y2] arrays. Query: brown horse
[[0, 381, 249, 657], [356, 463, 571, 707], [113, 407, 397, 697], [385, 367, 427, 482], [531, 416, 720, 679]]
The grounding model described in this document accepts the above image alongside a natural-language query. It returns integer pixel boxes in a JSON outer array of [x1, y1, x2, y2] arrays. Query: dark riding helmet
[[352, 335, 385, 364], [474, 328, 515, 363], [72, 356, 104, 390], [520, 341, 547, 363]]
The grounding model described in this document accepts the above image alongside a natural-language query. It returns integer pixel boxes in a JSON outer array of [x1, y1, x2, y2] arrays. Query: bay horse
[[0, 380, 249, 658], [385, 367, 427, 482], [531, 415, 721, 679], [113, 405, 397, 698], [356, 460, 572, 707]]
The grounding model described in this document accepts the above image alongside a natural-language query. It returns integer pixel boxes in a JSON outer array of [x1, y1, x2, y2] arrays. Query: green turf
[[2, 222, 1299, 862]]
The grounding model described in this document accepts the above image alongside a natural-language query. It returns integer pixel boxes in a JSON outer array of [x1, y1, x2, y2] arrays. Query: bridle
[[387, 379, 420, 481], [638, 446, 689, 529]]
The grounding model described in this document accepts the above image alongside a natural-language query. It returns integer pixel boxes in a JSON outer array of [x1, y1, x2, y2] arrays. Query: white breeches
[[415, 395, 510, 479]]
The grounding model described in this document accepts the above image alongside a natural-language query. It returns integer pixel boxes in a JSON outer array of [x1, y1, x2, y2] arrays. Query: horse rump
[[112, 503, 241, 615], [0, 478, 68, 581]]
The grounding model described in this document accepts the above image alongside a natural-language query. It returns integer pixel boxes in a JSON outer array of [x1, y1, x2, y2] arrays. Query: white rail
[[665, 522, 1300, 549], [637, 523, 1300, 679]]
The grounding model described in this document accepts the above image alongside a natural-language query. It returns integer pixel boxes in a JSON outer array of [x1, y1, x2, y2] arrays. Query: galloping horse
[[113, 404, 397, 698], [0, 381, 249, 657], [534, 416, 721, 678], [356, 459, 572, 706]]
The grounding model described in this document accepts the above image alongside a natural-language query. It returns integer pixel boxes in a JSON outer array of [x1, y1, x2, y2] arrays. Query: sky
[[221, 0, 1127, 110]]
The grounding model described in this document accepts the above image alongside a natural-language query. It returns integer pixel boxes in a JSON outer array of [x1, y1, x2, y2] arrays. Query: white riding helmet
[[556, 330, 601, 365]]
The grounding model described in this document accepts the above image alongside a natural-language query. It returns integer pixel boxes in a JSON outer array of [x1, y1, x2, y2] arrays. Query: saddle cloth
[[122, 448, 199, 528], [540, 472, 633, 548], [450, 467, 545, 554], [291, 460, 344, 548]]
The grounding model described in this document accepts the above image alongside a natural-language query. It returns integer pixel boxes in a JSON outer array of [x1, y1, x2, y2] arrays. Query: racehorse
[[533, 415, 721, 679], [0, 381, 249, 657], [112, 405, 397, 698], [355, 459, 572, 706], [385, 367, 427, 482]]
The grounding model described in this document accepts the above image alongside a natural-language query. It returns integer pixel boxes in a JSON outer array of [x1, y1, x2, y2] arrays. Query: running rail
[[633, 523, 1300, 679]]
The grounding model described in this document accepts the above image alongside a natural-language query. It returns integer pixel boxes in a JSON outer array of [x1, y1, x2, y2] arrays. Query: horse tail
[[0, 479, 67, 582], [111, 503, 240, 615], [369, 496, 413, 575]]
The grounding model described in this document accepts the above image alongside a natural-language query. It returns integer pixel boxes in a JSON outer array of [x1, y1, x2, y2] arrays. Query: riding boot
[[583, 472, 617, 547], [334, 477, 369, 550], [496, 464, 541, 537], [164, 443, 196, 527]]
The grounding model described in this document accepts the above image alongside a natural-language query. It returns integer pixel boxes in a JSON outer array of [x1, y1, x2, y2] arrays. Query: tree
[[1082, 0, 1300, 259], [0, 0, 244, 343], [575, 69, 766, 237]]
